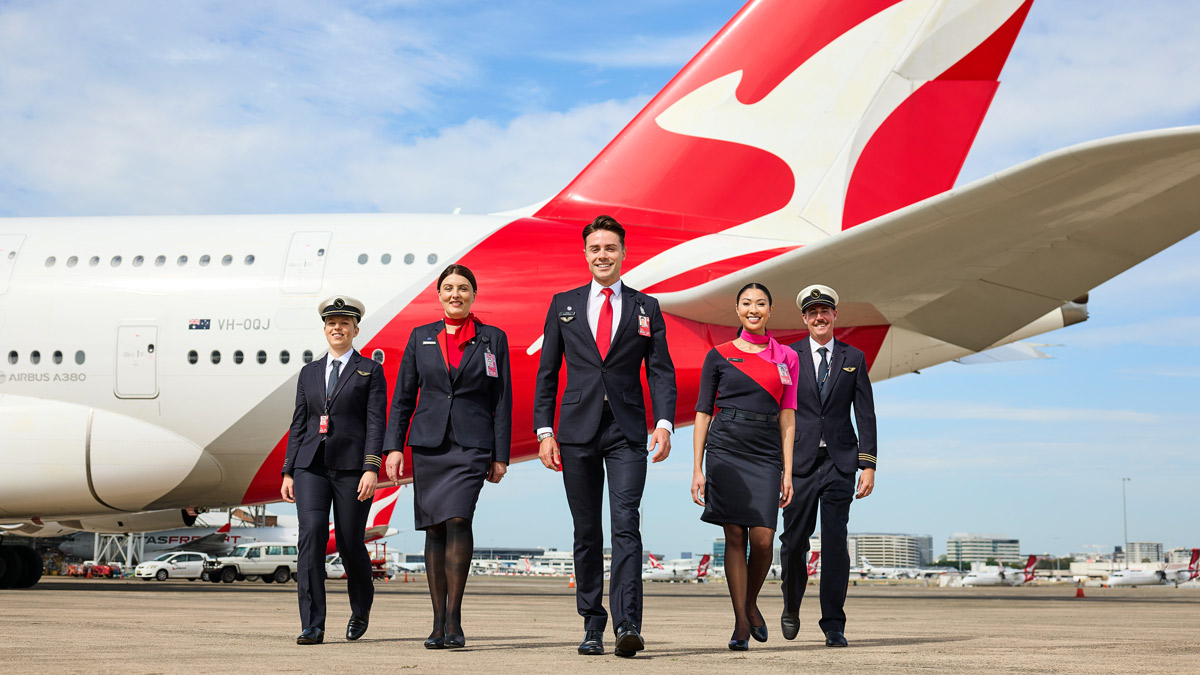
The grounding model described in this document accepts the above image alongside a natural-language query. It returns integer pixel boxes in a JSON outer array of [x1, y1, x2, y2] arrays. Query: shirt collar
[[327, 349, 355, 367], [590, 278, 623, 299], [809, 335, 835, 354]]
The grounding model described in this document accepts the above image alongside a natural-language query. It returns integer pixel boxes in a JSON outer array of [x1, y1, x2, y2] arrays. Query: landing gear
[[0, 546, 44, 589]]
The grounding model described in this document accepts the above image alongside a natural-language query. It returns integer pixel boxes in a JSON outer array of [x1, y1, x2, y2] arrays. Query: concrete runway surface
[[4, 576, 1198, 673]]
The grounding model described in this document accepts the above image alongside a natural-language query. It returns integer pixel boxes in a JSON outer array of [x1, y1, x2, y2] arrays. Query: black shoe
[[825, 630, 848, 647], [424, 635, 445, 649], [781, 610, 800, 641], [614, 621, 644, 657], [749, 623, 768, 643], [728, 639, 749, 651], [578, 630, 604, 655], [346, 615, 369, 641], [296, 627, 324, 645], [444, 633, 465, 648]]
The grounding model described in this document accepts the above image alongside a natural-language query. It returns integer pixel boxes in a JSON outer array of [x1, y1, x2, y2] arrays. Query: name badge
[[484, 352, 499, 378], [777, 363, 793, 385], [422, 338, 437, 345], [638, 315, 651, 336], [319, 415, 329, 434]]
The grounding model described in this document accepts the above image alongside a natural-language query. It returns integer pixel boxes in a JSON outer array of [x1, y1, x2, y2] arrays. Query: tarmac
[[3, 576, 1199, 673]]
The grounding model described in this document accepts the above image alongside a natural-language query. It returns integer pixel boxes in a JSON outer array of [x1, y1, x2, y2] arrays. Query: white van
[[204, 542, 298, 584]]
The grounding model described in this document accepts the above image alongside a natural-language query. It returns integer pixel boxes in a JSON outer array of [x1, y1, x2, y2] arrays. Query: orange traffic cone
[[403, 572, 409, 583], [568, 574, 576, 588], [1075, 587, 1086, 598]]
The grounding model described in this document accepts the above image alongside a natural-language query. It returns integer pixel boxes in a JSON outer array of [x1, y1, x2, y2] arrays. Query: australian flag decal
[[189, 319, 211, 330]]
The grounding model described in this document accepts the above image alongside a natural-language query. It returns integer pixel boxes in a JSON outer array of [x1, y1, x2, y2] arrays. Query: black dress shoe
[[781, 610, 800, 641], [444, 633, 465, 648], [614, 620, 644, 657], [728, 638, 749, 651], [296, 627, 324, 645], [825, 630, 848, 647], [578, 630, 604, 655], [346, 615, 369, 641], [424, 636, 445, 649]]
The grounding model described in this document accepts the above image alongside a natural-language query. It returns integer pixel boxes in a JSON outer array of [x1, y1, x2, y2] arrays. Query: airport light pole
[[1121, 477, 1131, 569]]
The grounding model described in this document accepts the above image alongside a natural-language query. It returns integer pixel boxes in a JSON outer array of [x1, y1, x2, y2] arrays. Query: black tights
[[721, 524, 774, 640], [424, 517, 473, 638]]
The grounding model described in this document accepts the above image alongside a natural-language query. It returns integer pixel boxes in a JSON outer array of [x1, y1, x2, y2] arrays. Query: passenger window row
[[185, 349, 386, 365], [44, 254, 257, 268], [7, 350, 85, 365], [356, 253, 439, 266]]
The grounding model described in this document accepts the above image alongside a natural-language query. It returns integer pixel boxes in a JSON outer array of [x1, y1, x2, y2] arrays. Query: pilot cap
[[318, 295, 365, 321], [798, 284, 839, 312]]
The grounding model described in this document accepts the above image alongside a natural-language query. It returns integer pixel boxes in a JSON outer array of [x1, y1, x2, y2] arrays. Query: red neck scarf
[[441, 313, 476, 370], [739, 329, 786, 364]]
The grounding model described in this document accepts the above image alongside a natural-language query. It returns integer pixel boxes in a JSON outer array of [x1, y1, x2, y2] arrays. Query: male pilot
[[780, 285, 876, 648], [534, 215, 677, 658], [281, 296, 387, 645]]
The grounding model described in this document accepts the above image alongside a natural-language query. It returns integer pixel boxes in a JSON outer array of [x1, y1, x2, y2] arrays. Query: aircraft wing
[[169, 530, 232, 556], [657, 127, 1200, 351]]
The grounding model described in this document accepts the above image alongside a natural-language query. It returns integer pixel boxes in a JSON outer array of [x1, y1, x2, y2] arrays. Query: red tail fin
[[1023, 555, 1038, 582], [216, 523, 231, 534], [697, 554, 712, 578], [1189, 549, 1200, 580], [807, 551, 821, 576]]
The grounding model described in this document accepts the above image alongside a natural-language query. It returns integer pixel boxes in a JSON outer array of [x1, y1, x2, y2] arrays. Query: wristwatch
[[537, 431, 554, 442]]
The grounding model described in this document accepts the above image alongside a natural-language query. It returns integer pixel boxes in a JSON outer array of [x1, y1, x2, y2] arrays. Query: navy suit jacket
[[283, 349, 387, 476], [534, 282, 676, 446], [789, 339, 877, 475], [384, 320, 513, 462]]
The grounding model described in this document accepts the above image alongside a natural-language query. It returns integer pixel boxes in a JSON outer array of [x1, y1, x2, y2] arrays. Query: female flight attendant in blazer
[[691, 283, 796, 652], [384, 264, 512, 650]]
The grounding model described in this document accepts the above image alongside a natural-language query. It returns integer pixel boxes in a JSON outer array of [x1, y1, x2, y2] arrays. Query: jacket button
[[447, 394, 453, 399], [601, 367, 607, 373]]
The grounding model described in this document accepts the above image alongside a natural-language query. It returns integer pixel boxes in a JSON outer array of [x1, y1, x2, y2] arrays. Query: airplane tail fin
[[1189, 549, 1200, 581], [649, 553, 665, 570], [536, 0, 1032, 238], [1023, 555, 1038, 582], [807, 551, 821, 576], [366, 486, 401, 531], [697, 554, 712, 578]]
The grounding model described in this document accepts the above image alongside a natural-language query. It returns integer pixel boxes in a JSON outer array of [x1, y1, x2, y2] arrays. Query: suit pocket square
[[357, 370, 371, 376], [842, 367, 856, 372]]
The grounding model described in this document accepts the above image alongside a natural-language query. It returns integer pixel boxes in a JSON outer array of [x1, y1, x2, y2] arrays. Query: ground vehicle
[[135, 551, 210, 581], [325, 554, 345, 580], [203, 542, 298, 584]]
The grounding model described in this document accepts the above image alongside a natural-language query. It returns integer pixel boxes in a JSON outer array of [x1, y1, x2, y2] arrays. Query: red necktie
[[597, 287, 614, 360]]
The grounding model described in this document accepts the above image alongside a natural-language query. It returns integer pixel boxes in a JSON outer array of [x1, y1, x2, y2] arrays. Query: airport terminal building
[[946, 533, 1021, 564]]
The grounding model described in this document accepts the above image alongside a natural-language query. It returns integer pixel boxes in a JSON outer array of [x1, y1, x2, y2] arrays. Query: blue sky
[[2, 1, 1197, 559]]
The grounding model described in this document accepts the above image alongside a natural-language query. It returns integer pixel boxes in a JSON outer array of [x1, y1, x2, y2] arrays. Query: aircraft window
[[89, 256, 100, 267], [67, 256, 78, 268], [30, 350, 40, 364], [7, 351, 16, 365], [6, 251, 13, 260], [427, 253, 438, 265], [280, 350, 290, 364], [75, 350, 85, 365], [133, 255, 144, 267], [303, 350, 313, 363], [404, 253, 414, 265], [155, 255, 166, 267], [244, 254, 255, 265], [211, 350, 221, 365], [256, 350, 267, 364], [381, 253, 392, 265], [177, 255, 188, 266], [111, 255, 122, 267], [187, 350, 198, 364], [221, 254, 232, 266], [53, 351, 63, 364], [45, 256, 56, 267], [234, 350, 244, 364], [199, 255, 211, 267], [358, 254, 368, 265], [372, 349, 384, 363]]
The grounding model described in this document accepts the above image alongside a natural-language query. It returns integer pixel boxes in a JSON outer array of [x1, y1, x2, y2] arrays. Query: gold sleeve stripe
[[858, 455, 876, 463]]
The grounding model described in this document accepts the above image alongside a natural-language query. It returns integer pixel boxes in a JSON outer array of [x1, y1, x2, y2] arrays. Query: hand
[[487, 461, 508, 484], [357, 471, 378, 502], [538, 437, 561, 472], [779, 473, 793, 508], [280, 475, 295, 503], [856, 468, 875, 499], [384, 451, 404, 482], [648, 428, 671, 463], [690, 471, 705, 506]]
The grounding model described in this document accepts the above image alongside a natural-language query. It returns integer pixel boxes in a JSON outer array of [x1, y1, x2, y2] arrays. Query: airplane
[[765, 550, 818, 581], [1106, 549, 1200, 587], [4, 0, 1200, 589], [961, 555, 1039, 587], [643, 554, 712, 582], [522, 557, 559, 576]]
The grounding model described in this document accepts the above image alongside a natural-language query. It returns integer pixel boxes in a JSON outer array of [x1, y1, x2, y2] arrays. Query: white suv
[[135, 552, 210, 581], [204, 542, 298, 584]]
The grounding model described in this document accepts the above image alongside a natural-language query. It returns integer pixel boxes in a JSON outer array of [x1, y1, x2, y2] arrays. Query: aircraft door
[[0, 234, 25, 295], [115, 326, 159, 399], [282, 231, 331, 295]]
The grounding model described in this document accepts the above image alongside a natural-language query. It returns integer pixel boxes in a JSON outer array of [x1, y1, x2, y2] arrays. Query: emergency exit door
[[115, 326, 158, 399], [282, 232, 331, 295]]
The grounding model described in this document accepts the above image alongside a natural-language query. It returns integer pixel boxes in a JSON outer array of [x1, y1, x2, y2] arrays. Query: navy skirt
[[410, 432, 491, 530], [701, 411, 783, 530]]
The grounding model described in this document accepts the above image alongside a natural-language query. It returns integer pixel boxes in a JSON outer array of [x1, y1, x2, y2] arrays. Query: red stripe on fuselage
[[642, 246, 799, 294]]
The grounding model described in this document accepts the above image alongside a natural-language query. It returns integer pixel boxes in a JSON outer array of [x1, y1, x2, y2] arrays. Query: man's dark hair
[[437, 263, 478, 292], [581, 214, 626, 246]]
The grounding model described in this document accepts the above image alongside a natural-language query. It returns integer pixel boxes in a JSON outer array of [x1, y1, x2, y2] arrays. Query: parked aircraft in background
[[5, 0, 1200, 589], [522, 558, 559, 576], [643, 554, 712, 582], [961, 555, 1039, 587], [1106, 549, 1200, 587]]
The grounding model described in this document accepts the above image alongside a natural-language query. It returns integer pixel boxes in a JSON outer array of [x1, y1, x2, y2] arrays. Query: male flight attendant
[[281, 296, 387, 645], [534, 215, 677, 658], [780, 285, 876, 648]]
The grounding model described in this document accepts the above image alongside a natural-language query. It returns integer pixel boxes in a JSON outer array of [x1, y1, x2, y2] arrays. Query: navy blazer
[[384, 320, 513, 462], [789, 338, 877, 475], [282, 349, 387, 476], [534, 283, 676, 447]]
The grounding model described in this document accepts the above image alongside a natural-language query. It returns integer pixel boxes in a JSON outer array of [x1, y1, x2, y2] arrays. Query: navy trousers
[[294, 455, 373, 630], [560, 408, 647, 632], [779, 454, 856, 633]]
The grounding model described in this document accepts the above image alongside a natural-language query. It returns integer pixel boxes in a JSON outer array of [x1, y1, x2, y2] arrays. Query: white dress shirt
[[809, 336, 834, 447], [325, 349, 355, 399]]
